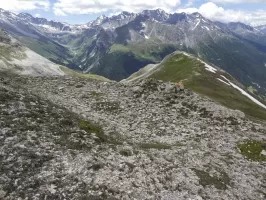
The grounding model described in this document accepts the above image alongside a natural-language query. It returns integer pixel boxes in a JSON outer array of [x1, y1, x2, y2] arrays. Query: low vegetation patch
[[119, 149, 133, 157], [192, 169, 230, 190], [79, 120, 105, 141], [139, 142, 172, 150], [90, 91, 104, 100], [60, 66, 110, 81], [90, 91, 103, 96], [79, 120, 123, 145], [238, 140, 266, 162]]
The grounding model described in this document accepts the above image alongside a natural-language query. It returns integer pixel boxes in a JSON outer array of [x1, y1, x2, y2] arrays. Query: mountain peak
[[121, 11, 133, 16], [228, 21, 254, 31], [156, 8, 166, 14], [18, 12, 34, 20], [141, 9, 170, 22], [18, 12, 33, 17], [192, 12, 203, 18]]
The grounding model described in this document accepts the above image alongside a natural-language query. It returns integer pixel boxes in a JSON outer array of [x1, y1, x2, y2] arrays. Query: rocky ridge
[[0, 75, 265, 199]]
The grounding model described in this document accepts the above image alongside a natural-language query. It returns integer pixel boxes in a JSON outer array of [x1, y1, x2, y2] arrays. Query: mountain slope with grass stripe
[[125, 51, 266, 121]]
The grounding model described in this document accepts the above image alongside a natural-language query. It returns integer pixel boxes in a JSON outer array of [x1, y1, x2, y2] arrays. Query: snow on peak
[[203, 26, 210, 31], [157, 8, 164, 13], [141, 22, 146, 28], [93, 15, 107, 25], [192, 19, 201, 30], [99, 15, 105, 20]]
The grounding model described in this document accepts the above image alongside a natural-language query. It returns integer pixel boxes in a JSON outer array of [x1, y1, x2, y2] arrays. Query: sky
[[0, 0, 266, 25]]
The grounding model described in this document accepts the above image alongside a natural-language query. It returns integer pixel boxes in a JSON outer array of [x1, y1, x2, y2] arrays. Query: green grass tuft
[[238, 140, 266, 162], [192, 169, 230, 190], [79, 120, 123, 145], [90, 91, 104, 97], [79, 120, 103, 135], [139, 142, 172, 150]]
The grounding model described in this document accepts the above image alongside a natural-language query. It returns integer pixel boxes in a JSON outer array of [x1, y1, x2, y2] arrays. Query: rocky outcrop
[[0, 75, 265, 200], [0, 29, 10, 43]]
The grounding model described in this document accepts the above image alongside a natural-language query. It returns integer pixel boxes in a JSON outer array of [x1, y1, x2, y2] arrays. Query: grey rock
[[260, 150, 266, 156], [0, 75, 265, 200]]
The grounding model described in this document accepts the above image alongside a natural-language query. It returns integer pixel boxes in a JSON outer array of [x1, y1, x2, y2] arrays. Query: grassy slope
[[134, 52, 266, 120], [97, 43, 176, 81], [110, 42, 176, 62], [59, 66, 111, 82]]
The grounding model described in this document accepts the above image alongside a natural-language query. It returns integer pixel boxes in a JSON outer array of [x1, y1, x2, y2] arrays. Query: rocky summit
[[0, 74, 266, 200]]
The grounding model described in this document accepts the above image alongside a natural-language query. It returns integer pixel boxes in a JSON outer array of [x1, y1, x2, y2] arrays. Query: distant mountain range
[[0, 8, 266, 96]]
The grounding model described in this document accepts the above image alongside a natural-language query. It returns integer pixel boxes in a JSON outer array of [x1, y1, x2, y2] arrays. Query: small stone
[[0, 189, 6, 199], [261, 150, 266, 156], [132, 86, 143, 93]]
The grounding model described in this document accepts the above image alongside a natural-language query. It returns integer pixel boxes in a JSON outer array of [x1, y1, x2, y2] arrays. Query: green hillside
[[127, 52, 266, 121], [59, 66, 111, 82]]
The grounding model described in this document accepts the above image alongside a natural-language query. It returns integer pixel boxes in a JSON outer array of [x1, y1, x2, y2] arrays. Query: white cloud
[[35, 13, 41, 17], [53, 7, 67, 16], [211, 0, 266, 3], [0, 0, 50, 12], [177, 2, 266, 26], [53, 0, 181, 16], [185, 0, 196, 7]]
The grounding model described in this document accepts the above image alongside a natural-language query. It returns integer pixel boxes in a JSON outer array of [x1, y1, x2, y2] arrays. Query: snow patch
[[141, 22, 146, 28], [220, 75, 230, 82], [38, 24, 57, 31], [203, 26, 210, 31], [144, 34, 149, 39], [220, 75, 266, 109], [81, 57, 86, 62], [217, 78, 230, 86], [205, 64, 217, 73], [196, 58, 217, 73], [88, 48, 96, 58], [192, 20, 200, 30]]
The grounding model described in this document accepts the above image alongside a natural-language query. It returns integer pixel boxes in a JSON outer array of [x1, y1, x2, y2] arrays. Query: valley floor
[[0, 75, 265, 200]]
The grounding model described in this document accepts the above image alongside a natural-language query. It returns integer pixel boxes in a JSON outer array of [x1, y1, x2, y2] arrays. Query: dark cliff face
[[0, 29, 11, 43]]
